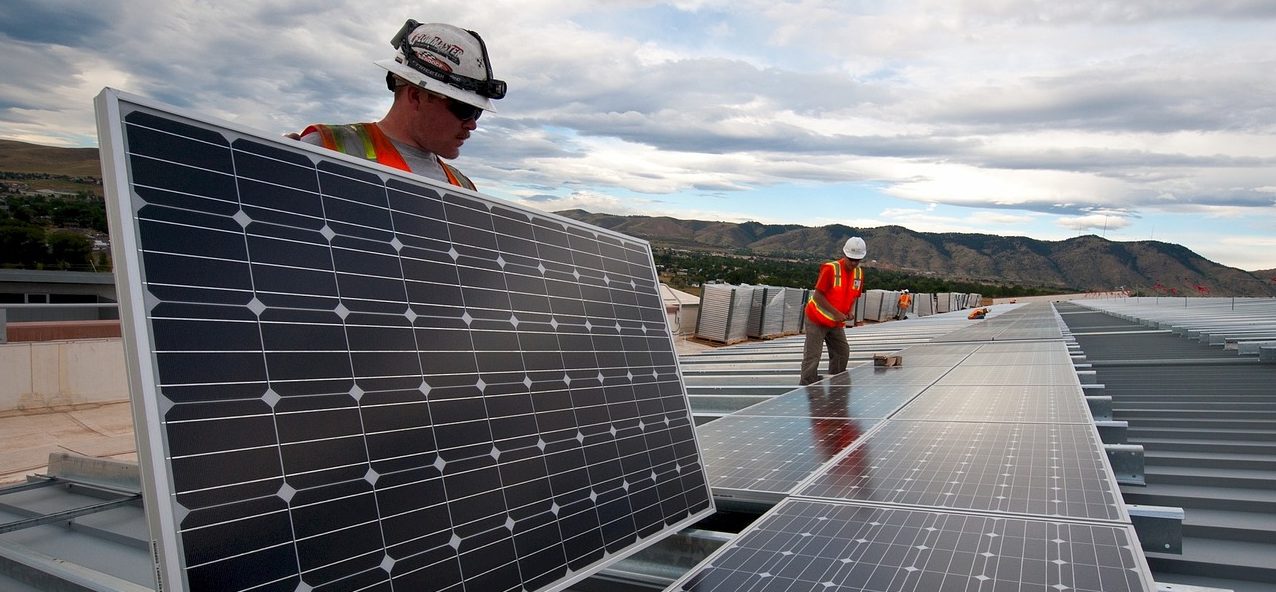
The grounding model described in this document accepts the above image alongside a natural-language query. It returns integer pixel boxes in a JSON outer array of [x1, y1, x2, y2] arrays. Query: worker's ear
[[405, 86, 428, 110]]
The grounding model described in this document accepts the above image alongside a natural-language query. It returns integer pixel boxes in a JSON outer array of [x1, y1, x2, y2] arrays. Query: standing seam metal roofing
[[1058, 298, 1276, 592]]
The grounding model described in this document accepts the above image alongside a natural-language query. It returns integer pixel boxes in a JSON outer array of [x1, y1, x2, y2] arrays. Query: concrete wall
[[0, 338, 129, 412]]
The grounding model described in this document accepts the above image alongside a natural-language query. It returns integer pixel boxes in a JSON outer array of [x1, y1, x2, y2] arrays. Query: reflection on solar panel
[[735, 375, 923, 420], [672, 499, 1153, 592], [893, 385, 1093, 424], [697, 415, 874, 502], [95, 89, 713, 592], [797, 421, 1125, 522]]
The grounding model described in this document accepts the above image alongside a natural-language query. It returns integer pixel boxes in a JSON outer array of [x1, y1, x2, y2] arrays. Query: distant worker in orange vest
[[896, 289, 912, 320], [800, 237, 867, 385], [298, 19, 506, 190]]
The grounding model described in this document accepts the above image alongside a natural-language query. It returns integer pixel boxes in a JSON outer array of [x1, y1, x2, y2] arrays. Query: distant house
[[660, 283, 700, 336]]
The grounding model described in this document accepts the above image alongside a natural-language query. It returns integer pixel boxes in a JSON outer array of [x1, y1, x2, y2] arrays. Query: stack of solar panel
[[695, 284, 754, 344], [782, 287, 807, 334], [936, 291, 954, 312], [913, 292, 935, 316], [746, 286, 788, 339], [860, 289, 903, 322]]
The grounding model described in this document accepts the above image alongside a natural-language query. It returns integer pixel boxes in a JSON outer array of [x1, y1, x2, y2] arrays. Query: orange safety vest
[[300, 123, 476, 190], [804, 260, 864, 327]]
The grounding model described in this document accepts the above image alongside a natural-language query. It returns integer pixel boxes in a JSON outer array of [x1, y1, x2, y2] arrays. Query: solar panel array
[[679, 303, 1155, 591], [95, 89, 713, 592], [676, 499, 1149, 592]]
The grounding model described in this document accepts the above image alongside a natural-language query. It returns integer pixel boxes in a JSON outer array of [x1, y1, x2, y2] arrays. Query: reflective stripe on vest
[[300, 123, 475, 190], [805, 261, 863, 327]]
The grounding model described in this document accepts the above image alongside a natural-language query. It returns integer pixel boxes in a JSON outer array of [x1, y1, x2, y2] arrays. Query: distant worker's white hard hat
[[844, 236, 867, 259], [376, 20, 507, 111]]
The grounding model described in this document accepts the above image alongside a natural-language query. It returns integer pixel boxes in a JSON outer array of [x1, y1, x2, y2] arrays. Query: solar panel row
[[677, 303, 1154, 591]]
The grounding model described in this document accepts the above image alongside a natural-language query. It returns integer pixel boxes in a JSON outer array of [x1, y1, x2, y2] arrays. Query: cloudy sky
[[3, 1, 1275, 272]]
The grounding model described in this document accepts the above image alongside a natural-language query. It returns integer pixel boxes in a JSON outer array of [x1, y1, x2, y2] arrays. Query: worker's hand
[[282, 132, 301, 140]]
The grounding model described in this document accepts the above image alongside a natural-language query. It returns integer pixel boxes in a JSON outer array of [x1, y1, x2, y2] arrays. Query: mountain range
[[3, 139, 1273, 296], [555, 210, 1276, 297]]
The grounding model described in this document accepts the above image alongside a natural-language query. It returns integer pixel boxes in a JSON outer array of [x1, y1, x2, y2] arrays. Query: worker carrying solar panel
[[896, 289, 911, 320], [800, 237, 867, 385], [297, 19, 506, 190]]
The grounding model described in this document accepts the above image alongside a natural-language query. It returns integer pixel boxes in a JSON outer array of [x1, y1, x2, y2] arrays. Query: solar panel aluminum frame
[[94, 88, 715, 592]]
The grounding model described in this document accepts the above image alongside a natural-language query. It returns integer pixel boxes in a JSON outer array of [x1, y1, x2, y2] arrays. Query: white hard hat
[[376, 20, 506, 112], [843, 236, 867, 259]]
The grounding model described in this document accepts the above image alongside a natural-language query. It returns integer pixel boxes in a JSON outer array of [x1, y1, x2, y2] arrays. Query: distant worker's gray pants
[[800, 322, 849, 385]]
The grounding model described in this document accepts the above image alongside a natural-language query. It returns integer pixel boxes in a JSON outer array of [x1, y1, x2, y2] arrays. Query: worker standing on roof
[[896, 289, 911, 320], [799, 237, 867, 386], [298, 19, 506, 190]]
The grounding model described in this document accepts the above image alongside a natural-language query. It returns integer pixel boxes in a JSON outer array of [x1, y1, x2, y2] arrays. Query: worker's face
[[845, 257, 861, 268], [407, 87, 479, 159]]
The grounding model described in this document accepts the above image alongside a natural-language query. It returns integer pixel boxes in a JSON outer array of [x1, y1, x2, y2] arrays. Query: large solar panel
[[95, 89, 713, 592], [796, 421, 1125, 522], [671, 499, 1153, 592]]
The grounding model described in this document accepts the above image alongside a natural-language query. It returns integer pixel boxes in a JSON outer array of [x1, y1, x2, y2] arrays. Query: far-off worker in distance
[[799, 237, 867, 386]]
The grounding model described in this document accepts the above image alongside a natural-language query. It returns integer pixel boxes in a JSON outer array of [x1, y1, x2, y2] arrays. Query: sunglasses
[[443, 96, 482, 122]]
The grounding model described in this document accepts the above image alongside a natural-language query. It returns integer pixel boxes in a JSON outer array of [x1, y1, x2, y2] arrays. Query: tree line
[[654, 249, 1059, 298], [0, 191, 109, 271]]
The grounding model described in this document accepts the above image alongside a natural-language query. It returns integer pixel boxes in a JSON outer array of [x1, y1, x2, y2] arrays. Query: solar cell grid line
[[934, 364, 1083, 387], [734, 373, 930, 420], [891, 385, 1094, 424], [795, 420, 1127, 522], [973, 341, 1071, 354], [670, 499, 1155, 592], [960, 351, 1076, 366], [696, 415, 881, 503], [95, 89, 713, 592]]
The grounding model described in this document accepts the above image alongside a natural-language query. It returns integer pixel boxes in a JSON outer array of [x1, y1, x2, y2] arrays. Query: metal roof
[[7, 300, 1271, 591], [1058, 298, 1276, 592]]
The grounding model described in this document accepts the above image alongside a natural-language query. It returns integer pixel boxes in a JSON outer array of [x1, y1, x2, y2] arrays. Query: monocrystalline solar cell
[[960, 351, 1074, 366], [734, 374, 924, 419], [671, 499, 1154, 592], [845, 364, 953, 384], [934, 364, 1082, 386], [893, 385, 1093, 424], [797, 421, 1125, 522], [975, 341, 1071, 354], [696, 415, 877, 502], [96, 89, 713, 592]]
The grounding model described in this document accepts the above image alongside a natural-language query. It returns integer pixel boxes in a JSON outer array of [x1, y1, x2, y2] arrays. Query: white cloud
[[3, 0, 1276, 270]]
